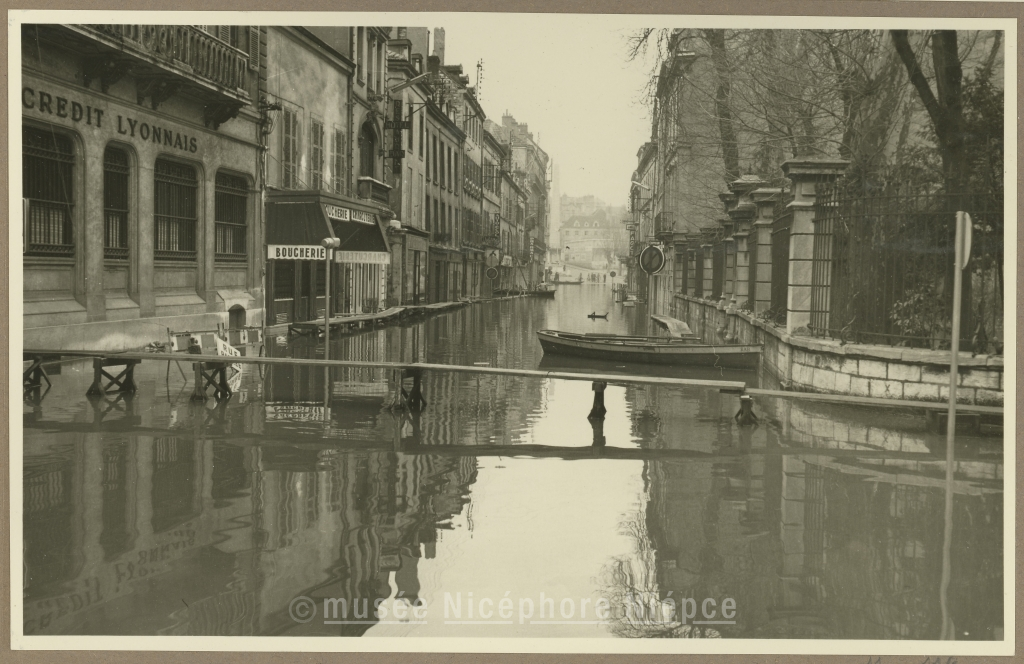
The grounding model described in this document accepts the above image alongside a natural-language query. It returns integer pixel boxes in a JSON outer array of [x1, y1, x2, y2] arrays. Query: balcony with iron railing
[[54, 24, 254, 127]]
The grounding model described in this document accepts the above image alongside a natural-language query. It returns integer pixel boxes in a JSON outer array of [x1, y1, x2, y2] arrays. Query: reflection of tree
[[600, 509, 721, 638]]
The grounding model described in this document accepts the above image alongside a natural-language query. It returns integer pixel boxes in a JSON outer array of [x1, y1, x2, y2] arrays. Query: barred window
[[282, 108, 300, 189], [154, 159, 197, 261], [23, 126, 74, 257], [103, 147, 129, 260], [215, 172, 247, 260], [310, 119, 324, 190], [331, 128, 346, 194]]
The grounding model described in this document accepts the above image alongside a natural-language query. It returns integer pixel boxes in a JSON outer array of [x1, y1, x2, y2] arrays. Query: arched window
[[358, 122, 377, 179]]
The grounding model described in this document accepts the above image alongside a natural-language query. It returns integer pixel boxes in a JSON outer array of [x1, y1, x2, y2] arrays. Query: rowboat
[[537, 329, 762, 369], [528, 283, 557, 298]]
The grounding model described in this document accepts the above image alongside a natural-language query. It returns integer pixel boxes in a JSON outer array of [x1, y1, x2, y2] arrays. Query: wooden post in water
[[588, 381, 607, 420]]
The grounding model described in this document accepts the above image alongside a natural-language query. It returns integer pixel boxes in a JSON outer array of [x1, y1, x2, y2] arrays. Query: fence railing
[[809, 181, 1003, 353], [767, 194, 793, 325]]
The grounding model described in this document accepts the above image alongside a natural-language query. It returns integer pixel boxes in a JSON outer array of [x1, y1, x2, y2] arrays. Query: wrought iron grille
[[809, 180, 1003, 353], [103, 147, 129, 260], [692, 246, 704, 297], [746, 230, 758, 310], [674, 250, 687, 294], [154, 159, 197, 261], [711, 242, 725, 299], [215, 172, 247, 261], [768, 192, 793, 324], [23, 127, 74, 257]]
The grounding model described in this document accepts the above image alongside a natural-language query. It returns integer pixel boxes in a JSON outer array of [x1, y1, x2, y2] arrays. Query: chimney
[[432, 27, 445, 66]]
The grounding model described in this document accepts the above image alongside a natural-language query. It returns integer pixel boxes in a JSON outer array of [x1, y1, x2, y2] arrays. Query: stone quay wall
[[671, 294, 1004, 407]]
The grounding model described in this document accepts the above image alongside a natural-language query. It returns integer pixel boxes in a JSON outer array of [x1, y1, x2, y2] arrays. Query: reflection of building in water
[[23, 433, 476, 636], [620, 385, 1004, 639]]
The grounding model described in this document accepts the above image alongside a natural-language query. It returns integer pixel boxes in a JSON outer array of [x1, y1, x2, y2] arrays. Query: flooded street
[[22, 285, 1004, 639]]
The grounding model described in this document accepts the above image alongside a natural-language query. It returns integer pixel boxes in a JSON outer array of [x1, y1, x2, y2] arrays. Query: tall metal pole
[[939, 210, 969, 640], [324, 248, 332, 358]]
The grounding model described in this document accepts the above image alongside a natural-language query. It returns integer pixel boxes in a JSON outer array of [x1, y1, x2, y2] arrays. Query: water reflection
[[22, 285, 1003, 639]]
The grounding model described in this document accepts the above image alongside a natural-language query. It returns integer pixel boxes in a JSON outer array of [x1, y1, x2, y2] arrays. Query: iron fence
[[768, 193, 793, 325], [692, 246, 704, 297], [711, 242, 725, 299], [809, 180, 1003, 353]]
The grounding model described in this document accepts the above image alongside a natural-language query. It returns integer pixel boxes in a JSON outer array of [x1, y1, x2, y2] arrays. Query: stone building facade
[[21, 24, 264, 350]]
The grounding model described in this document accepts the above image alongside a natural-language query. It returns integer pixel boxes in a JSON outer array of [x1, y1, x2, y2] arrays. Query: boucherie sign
[[268, 245, 327, 260]]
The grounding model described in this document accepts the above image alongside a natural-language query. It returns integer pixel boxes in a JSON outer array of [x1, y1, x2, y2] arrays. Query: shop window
[[103, 146, 129, 260], [154, 159, 198, 261], [23, 126, 74, 257], [282, 107, 300, 189], [214, 171, 247, 261], [274, 261, 295, 299], [310, 118, 325, 190]]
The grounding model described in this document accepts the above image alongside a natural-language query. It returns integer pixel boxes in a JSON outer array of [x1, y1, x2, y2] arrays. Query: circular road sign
[[610, 271, 617, 278], [638, 245, 666, 275], [485, 266, 499, 280]]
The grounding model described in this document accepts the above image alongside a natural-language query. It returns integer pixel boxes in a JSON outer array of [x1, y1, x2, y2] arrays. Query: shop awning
[[265, 192, 391, 262]]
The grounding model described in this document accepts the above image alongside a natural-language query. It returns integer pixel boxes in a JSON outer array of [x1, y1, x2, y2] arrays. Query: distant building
[[560, 208, 623, 270]]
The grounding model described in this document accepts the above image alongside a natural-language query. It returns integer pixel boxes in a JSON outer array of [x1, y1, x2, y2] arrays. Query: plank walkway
[[287, 301, 469, 336], [21, 348, 1004, 416]]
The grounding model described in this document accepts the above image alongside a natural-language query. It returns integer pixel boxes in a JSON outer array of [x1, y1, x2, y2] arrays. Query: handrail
[[24, 349, 746, 391], [22, 348, 1004, 414]]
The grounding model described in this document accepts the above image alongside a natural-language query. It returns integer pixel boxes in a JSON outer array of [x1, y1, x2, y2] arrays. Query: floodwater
[[22, 284, 1004, 639]]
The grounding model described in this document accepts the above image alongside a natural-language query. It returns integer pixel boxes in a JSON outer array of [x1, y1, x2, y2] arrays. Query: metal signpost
[[939, 210, 972, 640]]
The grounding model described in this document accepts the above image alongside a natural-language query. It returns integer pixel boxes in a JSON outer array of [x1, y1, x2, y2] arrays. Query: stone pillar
[[726, 175, 764, 311], [201, 171, 218, 312], [781, 159, 848, 334], [751, 188, 781, 315], [82, 151, 106, 321], [137, 160, 156, 317]]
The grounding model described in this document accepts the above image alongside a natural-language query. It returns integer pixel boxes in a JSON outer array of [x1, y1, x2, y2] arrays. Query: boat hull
[[537, 331, 761, 369]]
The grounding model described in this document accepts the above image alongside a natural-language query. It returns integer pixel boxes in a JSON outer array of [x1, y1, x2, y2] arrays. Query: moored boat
[[528, 283, 557, 298], [536, 329, 761, 369]]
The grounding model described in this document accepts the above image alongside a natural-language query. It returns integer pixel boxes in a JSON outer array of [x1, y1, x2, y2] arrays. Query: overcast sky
[[437, 17, 655, 207]]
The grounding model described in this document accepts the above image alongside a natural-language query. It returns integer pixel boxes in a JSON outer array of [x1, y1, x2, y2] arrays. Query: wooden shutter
[[217, 26, 231, 43], [248, 27, 260, 70]]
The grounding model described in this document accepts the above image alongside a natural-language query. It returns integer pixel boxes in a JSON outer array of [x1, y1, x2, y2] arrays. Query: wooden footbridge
[[22, 347, 1003, 435]]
